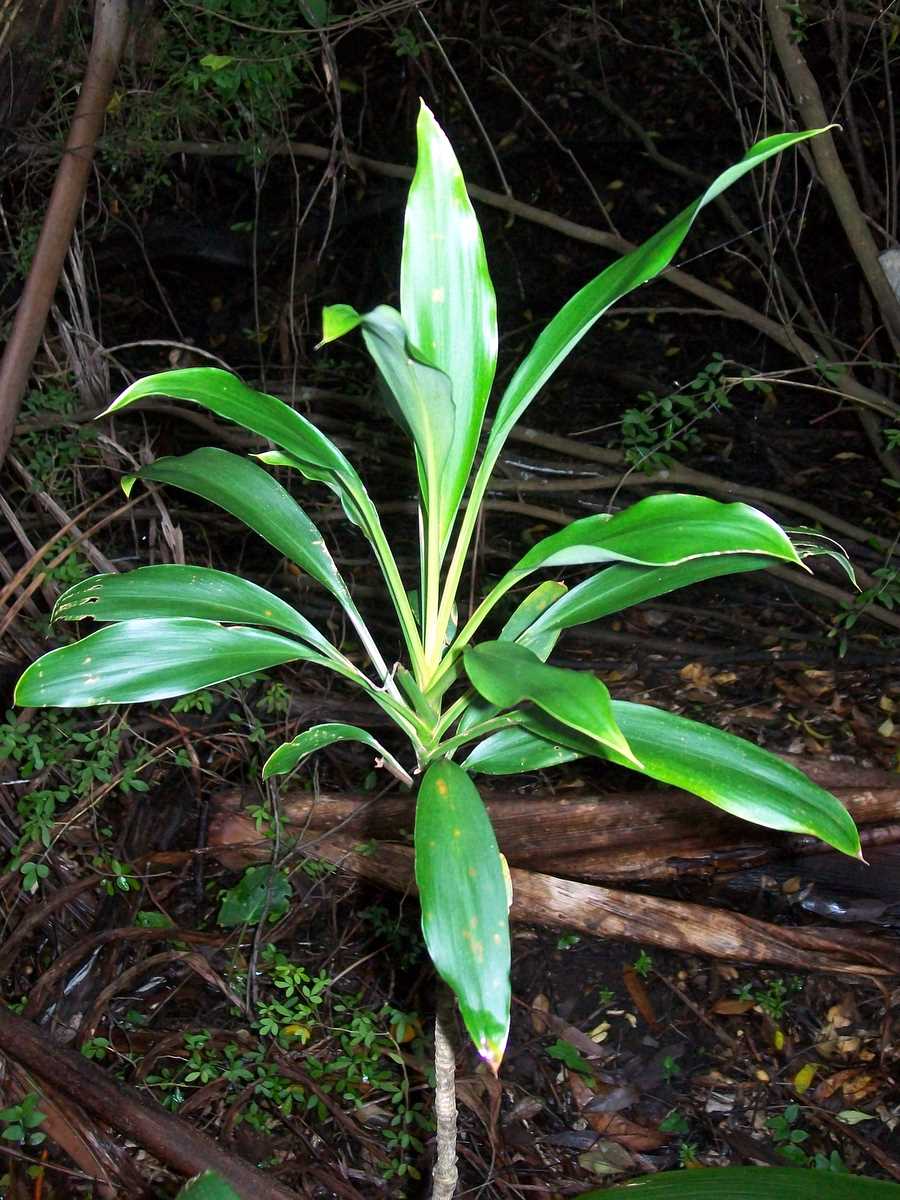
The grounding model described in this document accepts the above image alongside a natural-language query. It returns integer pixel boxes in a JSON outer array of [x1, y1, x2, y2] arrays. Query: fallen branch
[[278, 835, 900, 976], [0, 1008, 302, 1200]]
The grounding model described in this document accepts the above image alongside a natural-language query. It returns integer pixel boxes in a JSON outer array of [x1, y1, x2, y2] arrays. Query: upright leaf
[[401, 100, 498, 541], [474, 128, 829, 491], [14, 618, 340, 707], [321, 304, 455, 535], [415, 760, 511, 1070]]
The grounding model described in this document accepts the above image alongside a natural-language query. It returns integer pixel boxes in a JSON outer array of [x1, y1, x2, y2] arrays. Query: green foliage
[[16, 104, 860, 1070], [216, 865, 292, 927], [141, 946, 432, 1185], [176, 1173, 242, 1200], [0, 1093, 47, 1148], [621, 354, 772, 471]]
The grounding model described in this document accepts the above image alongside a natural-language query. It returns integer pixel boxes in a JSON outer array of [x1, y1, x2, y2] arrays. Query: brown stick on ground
[[288, 836, 900, 976], [0, 1008, 302, 1199], [0, 0, 130, 466]]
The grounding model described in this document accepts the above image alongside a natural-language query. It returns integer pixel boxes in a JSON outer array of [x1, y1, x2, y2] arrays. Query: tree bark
[[0, 0, 130, 466]]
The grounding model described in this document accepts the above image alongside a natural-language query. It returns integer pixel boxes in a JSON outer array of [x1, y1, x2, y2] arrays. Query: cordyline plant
[[17, 106, 859, 1082]]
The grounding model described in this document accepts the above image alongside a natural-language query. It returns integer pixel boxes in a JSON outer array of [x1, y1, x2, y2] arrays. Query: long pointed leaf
[[401, 100, 498, 537], [103, 368, 376, 533], [123, 448, 353, 609], [475, 128, 828, 488], [262, 723, 408, 782], [415, 760, 511, 1069], [463, 725, 583, 774], [14, 618, 338, 707], [522, 701, 860, 857], [525, 555, 775, 642], [464, 641, 638, 764], [321, 303, 456, 542], [502, 495, 801, 583], [52, 566, 336, 656]]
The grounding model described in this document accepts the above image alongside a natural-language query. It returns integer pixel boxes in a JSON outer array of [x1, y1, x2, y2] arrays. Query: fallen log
[[293, 836, 900, 976], [209, 763, 900, 883]]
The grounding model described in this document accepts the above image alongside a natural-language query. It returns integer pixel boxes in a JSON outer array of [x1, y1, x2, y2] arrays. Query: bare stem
[[431, 985, 459, 1199]]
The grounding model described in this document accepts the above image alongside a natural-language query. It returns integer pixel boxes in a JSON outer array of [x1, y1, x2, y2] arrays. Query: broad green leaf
[[262, 723, 408, 782], [464, 641, 638, 764], [14, 618, 339, 707], [216, 865, 291, 927], [523, 701, 860, 857], [457, 581, 567, 735], [475, 128, 829, 491], [176, 1172, 243, 1200], [463, 725, 583, 775], [580, 1166, 900, 1200], [320, 303, 456, 541], [401, 100, 498, 542], [52, 566, 335, 656], [525, 555, 775, 641], [103, 367, 381, 539], [123, 447, 353, 609], [501, 495, 801, 585], [415, 760, 510, 1070]]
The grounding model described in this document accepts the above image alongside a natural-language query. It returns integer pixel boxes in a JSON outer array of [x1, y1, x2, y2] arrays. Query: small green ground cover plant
[[17, 104, 861, 1082]]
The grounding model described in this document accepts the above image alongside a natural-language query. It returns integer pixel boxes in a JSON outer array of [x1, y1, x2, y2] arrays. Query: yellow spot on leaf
[[453, 828, 461, 838], [435, 778, 449, 797], [431, 287, 445, 303]]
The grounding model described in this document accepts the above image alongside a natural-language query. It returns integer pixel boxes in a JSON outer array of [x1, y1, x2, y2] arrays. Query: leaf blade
[[262, 723, 408, 782], [464, 641, 637, 764], [415, 760, 511, 1070], [14, 618, 334, 707], [401, 101, 498, 537], [52, 565, 335, 656]]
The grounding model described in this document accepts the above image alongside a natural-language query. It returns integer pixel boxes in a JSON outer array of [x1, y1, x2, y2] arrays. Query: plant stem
[[432, 984, 459, 1199]]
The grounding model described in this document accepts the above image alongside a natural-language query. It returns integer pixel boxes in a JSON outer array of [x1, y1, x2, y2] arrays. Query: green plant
[[0, 1093, 47, 1148], [16, 105, 859, 1112], [767, 1103, 811, 1166]]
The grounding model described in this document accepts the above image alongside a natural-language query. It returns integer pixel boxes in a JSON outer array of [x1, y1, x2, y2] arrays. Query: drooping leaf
[[473, 128, 830, 495], [52, 566, 336, 657], [578, 1166, 900, 1200], [464, 641, 638, 764], [102, 367, 398, 562], [522, 701, 860, 857], [524, 555, 775, 642], [415, 760, 510, 1070], [320, 303, 456, 542], [123, 447, 353, 608], [462, 724, 583, 774], [262, 723, 408, 782], [14, 618, 341, 707], [499, 495, 801, 587], [401, 100, 498, 542]]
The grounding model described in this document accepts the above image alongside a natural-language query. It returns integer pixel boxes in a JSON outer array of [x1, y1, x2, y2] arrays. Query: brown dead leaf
[[531, 993, 551, 1036], [578, 1140, 636, 1176], [815, 1068, 881, 1103], [584, 1111, 670, 1152], [622, 966, 659, 1030], [710, 998, 755, 1015], [679, 662, 717, 694]]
